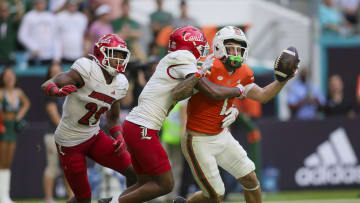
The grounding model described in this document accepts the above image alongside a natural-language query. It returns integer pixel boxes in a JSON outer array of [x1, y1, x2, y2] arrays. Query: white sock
[[0, 169, 6, 203], [0, 169, 14, 203]]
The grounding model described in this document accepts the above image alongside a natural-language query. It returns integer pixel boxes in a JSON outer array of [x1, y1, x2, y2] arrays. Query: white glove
[[221, 107, 239, 128], [236, 84, 246, 99], [195, 54, 214, 78]]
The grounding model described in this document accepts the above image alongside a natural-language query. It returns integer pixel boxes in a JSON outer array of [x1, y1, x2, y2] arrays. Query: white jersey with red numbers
[[126, 50, 198, 130], [55, 57, 129, 147]]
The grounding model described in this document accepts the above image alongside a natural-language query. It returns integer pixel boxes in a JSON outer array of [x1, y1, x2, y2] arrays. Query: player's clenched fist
[[45, 83, 77, 97], [110, 126, 127, 155]]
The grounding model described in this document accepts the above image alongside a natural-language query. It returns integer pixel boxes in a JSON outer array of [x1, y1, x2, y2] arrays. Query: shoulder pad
[[71, 58, 92, 80], [166, 50, 197, 65], [115, 74, 129, 92]]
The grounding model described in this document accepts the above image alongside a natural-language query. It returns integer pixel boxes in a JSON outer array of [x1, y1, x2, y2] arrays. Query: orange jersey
[[187, 58, 255, 134]]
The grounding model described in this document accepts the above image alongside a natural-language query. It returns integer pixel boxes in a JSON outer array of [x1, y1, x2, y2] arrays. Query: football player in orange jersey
[[173, 26, 298, 203]]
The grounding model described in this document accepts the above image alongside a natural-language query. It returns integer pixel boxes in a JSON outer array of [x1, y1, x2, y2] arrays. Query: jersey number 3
[[78, 102, 108, 125]]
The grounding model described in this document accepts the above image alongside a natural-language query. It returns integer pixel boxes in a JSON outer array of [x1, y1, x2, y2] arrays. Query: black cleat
[[173, 196, 187, 203], [98, 197, 112, 203]]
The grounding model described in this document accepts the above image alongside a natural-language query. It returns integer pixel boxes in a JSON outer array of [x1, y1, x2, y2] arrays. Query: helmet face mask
[[100, 46, 129, 76], [224, 42, 246, 58], [93, 34, 131, 76], [196, 42, 210, 58]]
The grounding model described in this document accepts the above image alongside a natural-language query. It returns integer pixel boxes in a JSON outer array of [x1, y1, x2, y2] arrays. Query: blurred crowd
[[0, 0, 203, 67], [319, 0, 360, 36], [287, 68, 360, 120]]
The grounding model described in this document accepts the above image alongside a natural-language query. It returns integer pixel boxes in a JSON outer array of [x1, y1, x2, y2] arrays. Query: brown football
[[274, 46, 300, 82]]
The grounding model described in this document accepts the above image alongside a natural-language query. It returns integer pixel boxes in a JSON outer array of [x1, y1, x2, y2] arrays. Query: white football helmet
[[213, 26, 249, 61]]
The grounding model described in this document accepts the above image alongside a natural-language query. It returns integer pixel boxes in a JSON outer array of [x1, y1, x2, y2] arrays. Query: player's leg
[[43, 134, 61, 202], [179, 131, 225, 203], [165, 144, 184, 200], [237, 114, 262, 178], [118, 171, 174, 203], [216, 130, 261, 203], [88, 130, 137, 187], [56, 143, 91, 203], [118, 121, 174, 202], [119, 174, 151, 197], [237, 171, 262, 203]]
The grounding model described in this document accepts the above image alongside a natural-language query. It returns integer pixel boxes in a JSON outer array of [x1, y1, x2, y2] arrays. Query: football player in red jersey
[[117, 26, 245, 203], [41, 34, 136, 203]]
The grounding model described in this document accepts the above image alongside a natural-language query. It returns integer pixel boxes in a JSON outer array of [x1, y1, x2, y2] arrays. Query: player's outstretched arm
[[196, 77, 244, 101], [247, 46, 299, 103], [41, 69, 84, 97], [246, 80, 288, 104]]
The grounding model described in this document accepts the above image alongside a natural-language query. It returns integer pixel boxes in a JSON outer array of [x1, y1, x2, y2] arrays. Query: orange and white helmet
[[213, 26, 249, 61]]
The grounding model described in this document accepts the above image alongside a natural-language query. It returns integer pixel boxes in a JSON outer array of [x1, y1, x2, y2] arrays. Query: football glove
[[221, 107, 239, 128], [110, 126, 127, 155], [45, 83, 77, 97], [236, 84, 246, 98], [195, 54, 214, 78]]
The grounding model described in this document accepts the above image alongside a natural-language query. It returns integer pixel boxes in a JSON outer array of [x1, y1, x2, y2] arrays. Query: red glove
[[45, 83, 77, 97], [110, 126, 126, 155]]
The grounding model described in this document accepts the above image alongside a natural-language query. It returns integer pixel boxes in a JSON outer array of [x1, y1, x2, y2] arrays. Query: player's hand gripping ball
[[274, 46, 300, 82]]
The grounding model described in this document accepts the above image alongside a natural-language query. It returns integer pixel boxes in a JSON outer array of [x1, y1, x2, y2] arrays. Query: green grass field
[[15, 189, 360, 203]]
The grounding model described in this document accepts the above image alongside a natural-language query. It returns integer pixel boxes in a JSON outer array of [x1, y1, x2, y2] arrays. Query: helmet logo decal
[[234, 27, 242, 35], [98, 38, 112, 44], [183, 33, 204, 42]]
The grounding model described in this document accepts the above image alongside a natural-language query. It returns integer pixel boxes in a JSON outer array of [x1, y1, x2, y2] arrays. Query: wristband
[[236, 84, 245, 97], [45, 83, 57, 96], [109, 125, 123, 138]]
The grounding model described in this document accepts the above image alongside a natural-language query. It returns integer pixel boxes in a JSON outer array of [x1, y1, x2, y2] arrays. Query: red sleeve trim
[[167, 64, 187, 80]]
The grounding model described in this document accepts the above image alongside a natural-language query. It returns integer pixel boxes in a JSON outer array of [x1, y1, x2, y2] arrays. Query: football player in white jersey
[[41, 34, 136, 203], [118, 26, 245, 202]]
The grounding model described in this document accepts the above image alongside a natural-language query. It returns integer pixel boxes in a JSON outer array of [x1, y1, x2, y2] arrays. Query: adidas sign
[[295, 127, 360, 186]]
